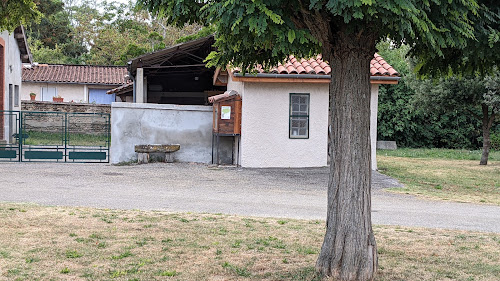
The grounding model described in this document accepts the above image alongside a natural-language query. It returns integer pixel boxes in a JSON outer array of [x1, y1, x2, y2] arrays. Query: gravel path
[[1, 162, 499, 233]]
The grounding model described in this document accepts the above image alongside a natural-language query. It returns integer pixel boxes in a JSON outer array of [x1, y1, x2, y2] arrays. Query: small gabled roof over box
[[22, 64, 128, 85]]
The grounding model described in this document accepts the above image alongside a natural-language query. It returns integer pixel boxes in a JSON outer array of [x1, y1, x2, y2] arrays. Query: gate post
[[19, 111, 22, 162]]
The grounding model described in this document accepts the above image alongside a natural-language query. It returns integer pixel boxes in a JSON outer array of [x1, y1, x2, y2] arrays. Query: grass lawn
[[377, 148, 500, 205], [1, 203, 499, 281], [22, 131, 108, 147]]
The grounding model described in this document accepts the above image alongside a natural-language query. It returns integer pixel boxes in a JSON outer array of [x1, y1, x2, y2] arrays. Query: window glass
[[289, 94, 309, 138], [14, 85, 19, 107], [41, 87, 57, 101]]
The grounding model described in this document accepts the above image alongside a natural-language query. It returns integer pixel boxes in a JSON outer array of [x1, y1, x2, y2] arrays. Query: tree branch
[[466, 108, 481, 120]]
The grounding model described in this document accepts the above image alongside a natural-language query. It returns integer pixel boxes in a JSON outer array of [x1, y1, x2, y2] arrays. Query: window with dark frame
[[289, 93, 309, 139], [14, 85, 19, 107]]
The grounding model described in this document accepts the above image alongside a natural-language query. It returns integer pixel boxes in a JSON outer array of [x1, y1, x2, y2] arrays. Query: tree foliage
[[139, 0, 477, 71], [28, 0, 85, 64], [415, 0, 500, 76], [412, 72, 500, 164], [27, 0, 201, 65], [0, 0, 41, 31], [376, 41, 482, 149]]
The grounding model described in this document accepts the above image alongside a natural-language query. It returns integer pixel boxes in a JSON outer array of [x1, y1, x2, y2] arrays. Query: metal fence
[[0, 110, 110, 162]]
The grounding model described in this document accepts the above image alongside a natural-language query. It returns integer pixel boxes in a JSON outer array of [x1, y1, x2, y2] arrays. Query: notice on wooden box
[[221, 106, 231, 119]]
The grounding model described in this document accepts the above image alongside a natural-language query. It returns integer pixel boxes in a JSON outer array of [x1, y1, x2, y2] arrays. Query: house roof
[[106, 82, 133, 95], [22, 64, 128, 85], [14, 26, 32, 64], [233, 53, 398, 77]]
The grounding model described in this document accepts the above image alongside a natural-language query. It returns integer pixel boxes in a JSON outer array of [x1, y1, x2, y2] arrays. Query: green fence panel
[[0, 150, 17, 159], [24, 151, 64, 160], [69, 151, 107, 160]]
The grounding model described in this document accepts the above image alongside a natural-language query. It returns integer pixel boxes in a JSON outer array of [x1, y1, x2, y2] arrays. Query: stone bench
[[135, 144, 180, 164]]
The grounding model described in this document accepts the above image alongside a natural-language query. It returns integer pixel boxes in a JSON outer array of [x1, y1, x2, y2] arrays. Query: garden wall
[[22, 100, 111, 114], [21, 101, 110, 135], [111, 103, 213, 164]]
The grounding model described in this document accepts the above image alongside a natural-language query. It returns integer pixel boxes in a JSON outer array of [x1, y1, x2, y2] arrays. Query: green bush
[[491, 132, 500, 151]]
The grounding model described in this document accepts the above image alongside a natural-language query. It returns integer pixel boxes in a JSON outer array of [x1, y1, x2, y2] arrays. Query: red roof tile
[[234, 53, 398, 77], [22, 64, 128, 85]]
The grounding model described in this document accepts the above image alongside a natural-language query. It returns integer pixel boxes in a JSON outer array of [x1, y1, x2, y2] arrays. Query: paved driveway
[[1, 162, 499, 233]]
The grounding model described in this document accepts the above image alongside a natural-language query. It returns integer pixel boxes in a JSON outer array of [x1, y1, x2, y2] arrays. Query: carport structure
[[120, 36, 227, 104]]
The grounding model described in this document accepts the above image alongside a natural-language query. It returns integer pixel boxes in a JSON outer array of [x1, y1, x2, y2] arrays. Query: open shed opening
[[124, 36, 227, 105]]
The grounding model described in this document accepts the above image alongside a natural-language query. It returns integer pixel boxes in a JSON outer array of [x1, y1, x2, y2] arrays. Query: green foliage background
[[376, 41, 485, 150]]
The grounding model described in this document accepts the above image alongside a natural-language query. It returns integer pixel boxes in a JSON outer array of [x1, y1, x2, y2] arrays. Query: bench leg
[[138, 153, 149, 164], [165, 152, 174, 163]]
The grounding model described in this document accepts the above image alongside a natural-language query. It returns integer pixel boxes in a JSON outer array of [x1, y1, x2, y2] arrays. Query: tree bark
[[316, 30, 377, 280], [480, 104, 495, 165]]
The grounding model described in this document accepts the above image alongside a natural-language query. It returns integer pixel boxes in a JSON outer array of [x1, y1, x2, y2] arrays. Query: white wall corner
[[135, 68, 144, 103], [370, 84, 380, 170]]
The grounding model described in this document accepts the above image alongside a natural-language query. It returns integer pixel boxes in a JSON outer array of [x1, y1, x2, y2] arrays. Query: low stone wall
[[377, 141, 398, 150], [21, 101, 110, 135], [22, 100, 111, 114], [111, 103, 213, 164]]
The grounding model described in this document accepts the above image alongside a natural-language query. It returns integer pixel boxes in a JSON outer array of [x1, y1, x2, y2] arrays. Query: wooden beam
[[370, 80, 399, 85]]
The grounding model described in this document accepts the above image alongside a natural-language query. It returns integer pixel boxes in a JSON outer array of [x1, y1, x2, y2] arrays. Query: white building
[[0, 26, 31, 143], [22, 64, 128, 104]]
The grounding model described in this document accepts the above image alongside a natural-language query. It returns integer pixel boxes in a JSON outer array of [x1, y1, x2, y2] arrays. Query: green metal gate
[[0, 110, 110, 163]]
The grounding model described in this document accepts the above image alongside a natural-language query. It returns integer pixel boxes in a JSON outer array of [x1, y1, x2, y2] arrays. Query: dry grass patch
[[0, 203, 499, 280], [378, 156, 500, 205]]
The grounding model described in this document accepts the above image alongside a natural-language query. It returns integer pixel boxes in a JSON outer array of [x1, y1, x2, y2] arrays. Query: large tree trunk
[[316, 30, 377, 280], [480, 104, 496, 165]]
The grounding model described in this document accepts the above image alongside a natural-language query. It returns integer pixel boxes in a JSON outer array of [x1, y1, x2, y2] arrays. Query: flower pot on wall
[[53, 97, 63, 103], [30, 95, 36, 101]]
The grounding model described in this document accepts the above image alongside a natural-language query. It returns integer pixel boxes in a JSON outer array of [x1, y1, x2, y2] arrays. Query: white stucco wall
[[370, 84, 379, 170], [21, 82, 116, 103], [230, 78, 329, 168], [228, 77, 380, 169], [1, 31, 23, 141], [111, 102, 213, 164]]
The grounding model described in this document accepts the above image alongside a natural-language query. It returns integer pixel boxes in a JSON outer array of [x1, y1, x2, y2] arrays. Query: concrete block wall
[[111, 103, 213, 164]]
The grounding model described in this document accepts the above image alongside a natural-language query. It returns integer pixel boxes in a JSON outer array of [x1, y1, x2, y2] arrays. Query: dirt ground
[[1, 162, 499, 233]]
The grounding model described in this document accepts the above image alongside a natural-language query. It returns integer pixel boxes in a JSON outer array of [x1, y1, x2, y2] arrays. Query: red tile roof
[[22, 64, 128, 85], [106, 82, 133, 95], [234, 53, 398, 77]]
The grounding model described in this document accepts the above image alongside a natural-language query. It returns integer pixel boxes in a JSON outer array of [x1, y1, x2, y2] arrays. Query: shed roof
[[22, 64, 128, 85], [14, 26, 32, 64], [128, 35, 215, 74], [106, 82, 133, 95]]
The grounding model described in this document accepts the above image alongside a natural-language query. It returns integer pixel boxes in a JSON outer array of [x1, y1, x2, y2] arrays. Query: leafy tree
[[27, 0, 86, 64], [30, 0, 71, 48], [411, 0, 500, 164], [415, 0, 500, 76], [0, 0, 41, 31], [62, 0, 201, 65], [139, 0, 481, 279], [413, 73, 500, 165], [376, 41, 481, 149]]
